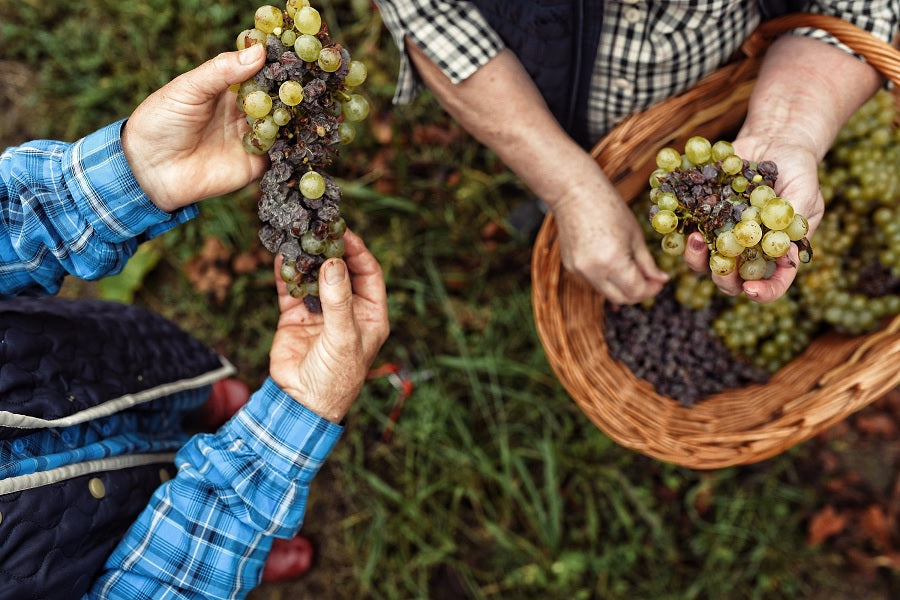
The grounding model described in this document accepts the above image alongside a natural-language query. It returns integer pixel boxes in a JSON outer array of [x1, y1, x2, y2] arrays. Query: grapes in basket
[[647, 137, 812, 280], [234, 0, 370, 312]]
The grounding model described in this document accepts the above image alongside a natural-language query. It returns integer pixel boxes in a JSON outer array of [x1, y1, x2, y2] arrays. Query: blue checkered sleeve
[[0, 119, 198, 296], [88, 377, 344, 599]]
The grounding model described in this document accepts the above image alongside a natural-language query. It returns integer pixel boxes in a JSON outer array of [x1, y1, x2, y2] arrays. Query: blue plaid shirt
[[1, 121, 344, 598]]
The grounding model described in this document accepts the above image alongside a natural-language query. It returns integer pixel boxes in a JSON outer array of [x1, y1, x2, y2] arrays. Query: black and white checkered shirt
[[374, 0, 899, 142]]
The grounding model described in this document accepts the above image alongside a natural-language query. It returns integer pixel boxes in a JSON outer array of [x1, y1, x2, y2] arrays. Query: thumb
[[173, 44, 266, 104], [318, 258, 357, 339]]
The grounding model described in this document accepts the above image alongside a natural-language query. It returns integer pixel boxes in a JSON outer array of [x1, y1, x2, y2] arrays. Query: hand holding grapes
[[268, 230, 390, 423], [681, 136, 824, 303], [121, 44, 269, 213]]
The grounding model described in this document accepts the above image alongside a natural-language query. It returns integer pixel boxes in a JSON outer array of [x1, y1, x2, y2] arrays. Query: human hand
[[268, 230, 390, 423], [121, 44, 268, 213], [682, 136, 823, 303], [553, 170, 669, 305]]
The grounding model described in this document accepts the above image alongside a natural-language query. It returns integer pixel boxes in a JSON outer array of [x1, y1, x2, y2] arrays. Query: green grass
[[1, 1, 892, 598]]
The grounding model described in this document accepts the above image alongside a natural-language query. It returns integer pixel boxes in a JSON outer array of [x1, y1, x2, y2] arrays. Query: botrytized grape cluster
[[235, 0, 369, 311], [648, 137, 812, 281]]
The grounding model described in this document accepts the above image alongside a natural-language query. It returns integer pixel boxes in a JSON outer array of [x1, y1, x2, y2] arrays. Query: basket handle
[[741, 13, 900, 85]]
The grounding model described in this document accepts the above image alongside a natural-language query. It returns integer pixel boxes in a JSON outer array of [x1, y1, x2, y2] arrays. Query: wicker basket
[[531, 14, 900, 470]]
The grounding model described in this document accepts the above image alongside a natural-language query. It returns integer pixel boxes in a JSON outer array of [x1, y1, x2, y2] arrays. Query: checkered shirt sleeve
[[373, 0, 504, 104], [0, 119, 198, 297], [374, 0, 898, 142], [88, 377, 344, 599]]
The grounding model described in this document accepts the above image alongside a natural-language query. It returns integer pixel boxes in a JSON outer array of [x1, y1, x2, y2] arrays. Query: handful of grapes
[[234, 0, 370, 311], [648, 136, 812, 281]]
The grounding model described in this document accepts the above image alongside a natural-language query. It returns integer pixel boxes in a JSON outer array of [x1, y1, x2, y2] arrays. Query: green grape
[[286, 0, 310, 18], [300, 281, 320, 297], [343, 94, 370, 122], [317, 46, 343, 72], [254, 5, 284, 35], [721, 154, 743, 175], [784, 213, 809, 241], [715, 230, 744, 257], [280, 29, 297, 47], [731, 175, 749, 193], [740, 206, 761, 223], [243, 90, 273, 119], [301, 231, 326, 254], [252, 115, 279, 139], [337, 121, 356, 144], [345, 60, 368, 87], [684, 135, 712, 165], [328, 217, 347, 238], [272, 106, 292, 126], [661, 231, 686, 256], [656, 191, 679, 211], [655, 147, 682, 172], [649, 168, 668, 188], [299, 170, 326, 199], [761, 230, 791, 258], [749, 185, 776, 208], [236, 28, 267, 50], [760, 197, 794, 230], [295, 6, 322, 34], [711, 140, 735, 162], [651, 209, 679, 234], [242, 131, 274, 155], [323, 237, 346, 258], [733, 219, 762, 247], [294, 34, 323, 62], [280, 260, 301, 283], [709, 252, 736, 276], [278, 80, 304, 106], [738, 256, 768, 280]]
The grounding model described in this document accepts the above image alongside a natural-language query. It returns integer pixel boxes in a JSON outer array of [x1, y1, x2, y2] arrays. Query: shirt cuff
[[227, 377, 344, 484], [61, 119, 198, 243]]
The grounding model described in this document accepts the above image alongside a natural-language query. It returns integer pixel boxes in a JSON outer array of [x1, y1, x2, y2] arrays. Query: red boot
[[262, 535, 315, 582], [197, 378, 251, 430]]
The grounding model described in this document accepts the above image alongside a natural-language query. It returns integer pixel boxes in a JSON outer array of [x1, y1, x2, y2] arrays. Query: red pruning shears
[[366, 362, 434, 443]]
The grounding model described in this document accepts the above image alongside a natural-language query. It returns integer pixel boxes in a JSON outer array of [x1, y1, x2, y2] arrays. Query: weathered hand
[[121, 44, 268, 212], [268, 230, 390, 423], [554, 170, 669, 305]]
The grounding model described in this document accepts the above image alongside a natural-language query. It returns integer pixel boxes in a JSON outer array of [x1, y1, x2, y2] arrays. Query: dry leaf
[[807, 505, 847, 545], [860, 505, 891, 550], [854, 413, 897, 438]]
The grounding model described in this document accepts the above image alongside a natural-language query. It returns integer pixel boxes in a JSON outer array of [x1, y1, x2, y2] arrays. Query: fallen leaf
[[854, 413, 897, 438], [807, 505, 847, 545], [859, 505, 891, 550]]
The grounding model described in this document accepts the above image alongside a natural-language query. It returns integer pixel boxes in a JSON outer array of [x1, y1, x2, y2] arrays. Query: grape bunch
[[648, 136, 812, 281], [234, 0, 370, 311]]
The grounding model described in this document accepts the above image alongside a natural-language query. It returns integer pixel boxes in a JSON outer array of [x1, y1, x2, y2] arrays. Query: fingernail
[[239, 44, 262, 64], [324, 260, 346, 285], [745, 289, 758, 298], [689, 237, 705, 252]]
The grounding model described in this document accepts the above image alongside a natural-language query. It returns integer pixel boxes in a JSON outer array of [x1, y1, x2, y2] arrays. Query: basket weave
[[531, 14, 900, 470]]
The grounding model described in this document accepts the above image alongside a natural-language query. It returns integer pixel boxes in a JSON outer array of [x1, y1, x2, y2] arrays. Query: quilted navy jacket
[[0, 296, 233, 599]]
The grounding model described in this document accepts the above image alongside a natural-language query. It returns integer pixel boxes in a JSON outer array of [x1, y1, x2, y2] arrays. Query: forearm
[[89, 377, 342, 599], [740, 35, 882, 159], [0, 121, 197, 296], [406, 41, 616, 213]]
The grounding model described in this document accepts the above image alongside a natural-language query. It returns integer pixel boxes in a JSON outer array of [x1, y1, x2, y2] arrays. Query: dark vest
[[0, 297, 231, 600], [469, 0, 809, 148]]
